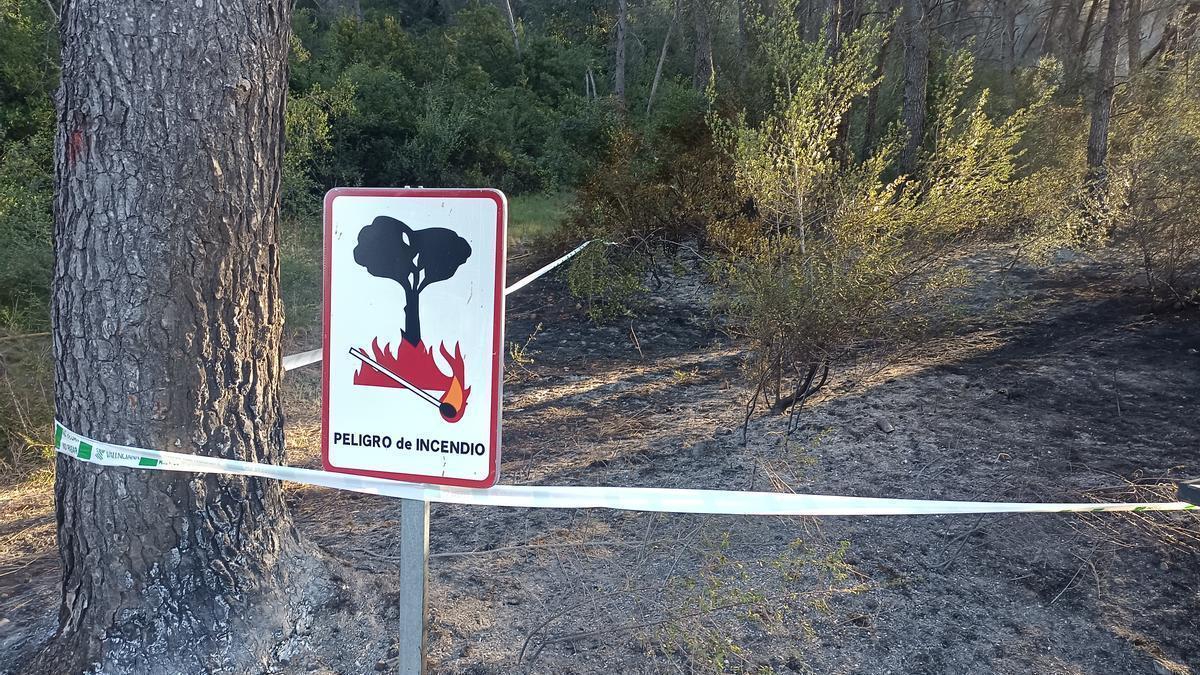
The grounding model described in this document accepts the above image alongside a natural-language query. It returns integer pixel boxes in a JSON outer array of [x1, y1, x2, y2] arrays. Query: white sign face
[[321, 188, 506, 488]]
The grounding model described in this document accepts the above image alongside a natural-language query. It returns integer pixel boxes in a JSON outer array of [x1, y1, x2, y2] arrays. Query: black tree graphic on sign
[[353, 216, 472, 346]]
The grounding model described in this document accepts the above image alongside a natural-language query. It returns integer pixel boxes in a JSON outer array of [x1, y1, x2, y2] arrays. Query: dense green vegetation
[[0, 0, 55, 331], [1, 0, 1198, 468]]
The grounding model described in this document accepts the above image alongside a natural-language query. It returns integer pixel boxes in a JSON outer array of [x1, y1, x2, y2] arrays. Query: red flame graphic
[[354, 338, 471, 422]]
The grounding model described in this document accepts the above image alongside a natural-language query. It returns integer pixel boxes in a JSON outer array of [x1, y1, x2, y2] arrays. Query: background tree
[[900, 0, 930, 175], [693, 0, 716, 88], [1086, 0, 1125, 190], [40, 0, 334, 671]]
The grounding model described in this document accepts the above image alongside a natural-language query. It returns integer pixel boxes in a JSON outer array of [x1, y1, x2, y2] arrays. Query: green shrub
[[1102, 68, 1200, 304], [560, 92, 740, 321], [708, 5, 1041, 411], [566, 241, 646, 323], [0, 127, 52, 327]]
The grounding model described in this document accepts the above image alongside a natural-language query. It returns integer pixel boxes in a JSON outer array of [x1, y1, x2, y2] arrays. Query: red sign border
[[320, 187, 506, 488]]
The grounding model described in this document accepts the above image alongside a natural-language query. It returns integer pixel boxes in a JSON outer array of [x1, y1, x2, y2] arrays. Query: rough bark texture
[[900, 0, 930, 175], [1001, 0, 1018, 82], [42, 0, 327, 672], [1087, 0, 1126, 184]]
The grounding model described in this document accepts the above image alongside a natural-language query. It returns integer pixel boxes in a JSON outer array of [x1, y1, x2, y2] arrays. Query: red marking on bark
[[67, 128, 86, 166]]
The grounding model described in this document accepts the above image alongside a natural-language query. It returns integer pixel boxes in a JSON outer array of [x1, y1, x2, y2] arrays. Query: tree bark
[[42, 0, 329, 671], [1040, 0, 1062, 57], [616, 0, 628, 106], [1087, 0, 1126, 187], [693, 0, 715, 89], [900, 0, 930, 175]]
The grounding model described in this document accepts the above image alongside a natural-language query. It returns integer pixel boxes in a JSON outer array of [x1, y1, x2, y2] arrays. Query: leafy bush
[[288, 5, 612, 196], [566, 241, 646, 323], [707, 6, 1042, 411], [561, 85, 739, 321], [1101, 68, 1200, 304], [0, 0, 55, 329]]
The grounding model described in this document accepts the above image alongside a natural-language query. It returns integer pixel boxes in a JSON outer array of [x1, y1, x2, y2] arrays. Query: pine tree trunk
[[1087, 0, 1126, 187], [827, 0, 862, 166], [40, 1, 329, 671], [900, 0, 930, 175], [1001, 0, 1018, 87], [1067, 0, 1101, 86]]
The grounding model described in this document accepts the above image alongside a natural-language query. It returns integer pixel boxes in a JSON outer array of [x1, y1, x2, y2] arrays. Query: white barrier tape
[[282, 348, 322, 371], [281, 239, 610, 373], [53, 423, 1195, 516], [501, 239, 611, 296]]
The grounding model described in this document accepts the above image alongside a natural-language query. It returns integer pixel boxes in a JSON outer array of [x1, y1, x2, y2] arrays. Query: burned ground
[[2, 248, 1197, 674]]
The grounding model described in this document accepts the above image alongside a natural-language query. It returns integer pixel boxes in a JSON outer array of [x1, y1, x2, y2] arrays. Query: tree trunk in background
[[693, 0, 715, 89], [737, 0, 751, 58], [647, 0, 681, 115], [861, 31, 891, 161], [1160, 2, 1200, 65], [1001, 0, 1018, 89], [826, 0, 846, 55], [1068, 0, 1101, 84], [827, 0, 861, 165], [1126, 0, 1142, 77], [1087, 0, 1126, 187], [616, 0, 627, 106], [1040, 0, 1061, 57], [42, 0, 327, 671], [504, 0, 522, 56], [900, 0, 930, 175]]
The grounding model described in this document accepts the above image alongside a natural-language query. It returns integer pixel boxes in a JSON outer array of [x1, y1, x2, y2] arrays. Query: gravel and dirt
[[2, 246, 1198, 674]]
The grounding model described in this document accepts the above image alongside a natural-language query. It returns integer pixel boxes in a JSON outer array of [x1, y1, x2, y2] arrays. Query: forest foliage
[[1, 0, 1199, 465]]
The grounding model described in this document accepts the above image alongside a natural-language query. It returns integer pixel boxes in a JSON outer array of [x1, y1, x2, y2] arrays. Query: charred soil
[[2, 247, 1198, 674]]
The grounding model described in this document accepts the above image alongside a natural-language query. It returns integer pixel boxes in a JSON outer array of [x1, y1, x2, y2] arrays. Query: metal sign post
[[399, 497, 430, 674]]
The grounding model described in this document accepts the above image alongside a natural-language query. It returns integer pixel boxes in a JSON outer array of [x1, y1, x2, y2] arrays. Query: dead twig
[[430, 539, 646, 559], [1050, 543, 1102, 605], [0, 332, 50, 343]]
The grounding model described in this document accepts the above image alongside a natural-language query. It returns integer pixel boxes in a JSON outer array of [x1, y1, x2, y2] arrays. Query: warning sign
[[321, 188, 506, 488]]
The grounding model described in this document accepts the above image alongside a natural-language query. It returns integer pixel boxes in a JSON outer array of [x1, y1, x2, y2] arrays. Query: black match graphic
[[351, 216, 474, 422]]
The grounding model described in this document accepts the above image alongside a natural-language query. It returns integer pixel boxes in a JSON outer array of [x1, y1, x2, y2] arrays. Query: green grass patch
[[507, 192, 572, 245], [280, 218, 324, 351]]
